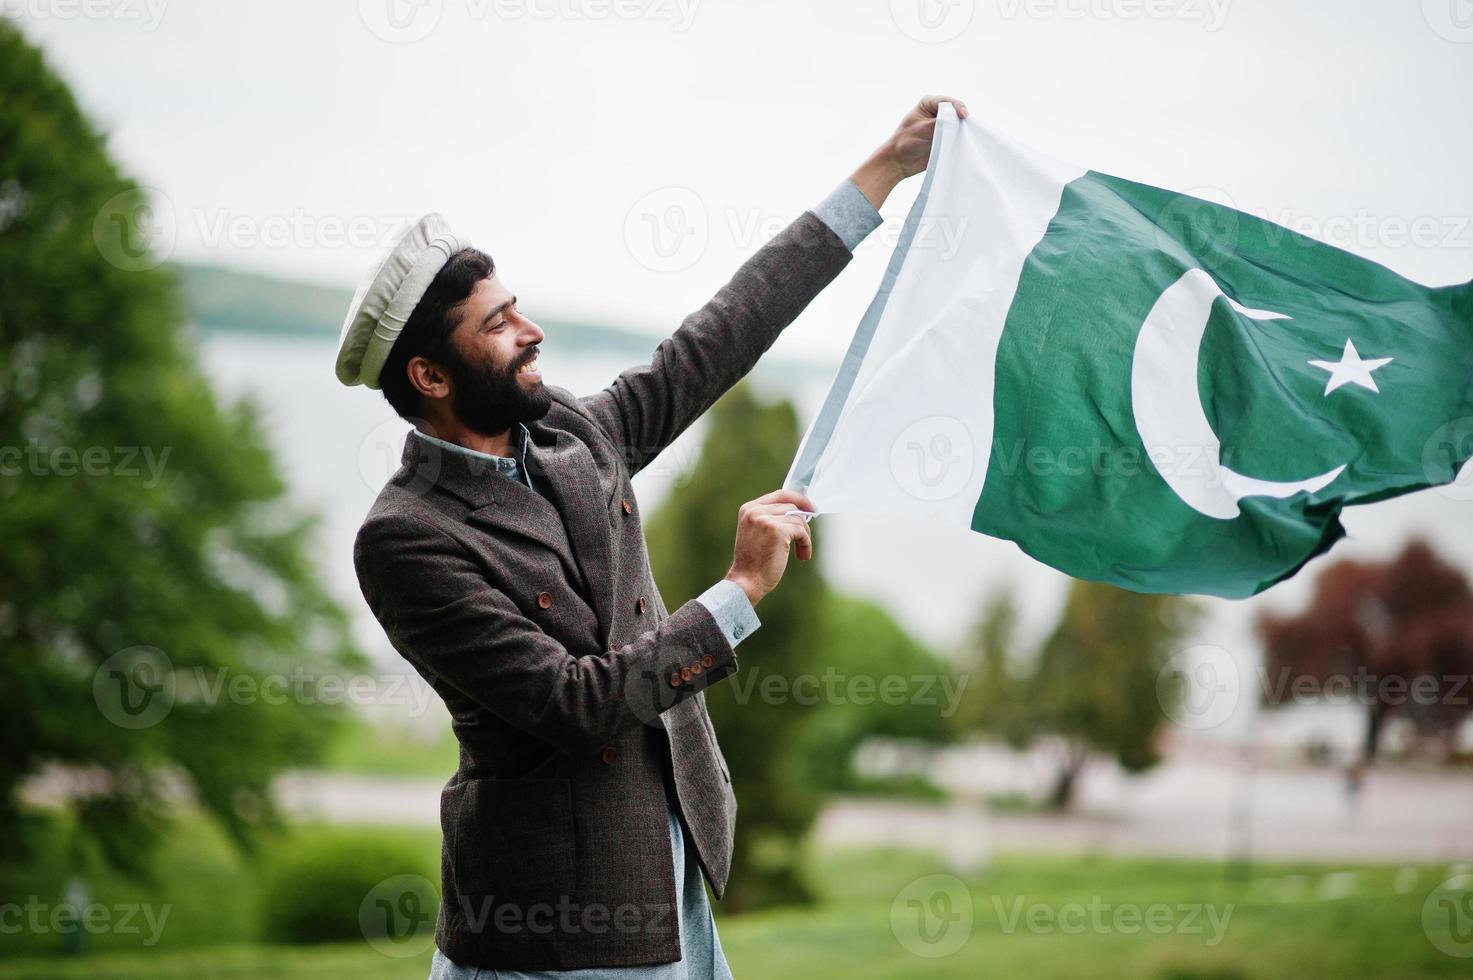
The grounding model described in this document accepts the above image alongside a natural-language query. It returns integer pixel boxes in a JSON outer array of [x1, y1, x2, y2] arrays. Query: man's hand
[[725, 489, 816, 608], [850, 95, 970, 211]]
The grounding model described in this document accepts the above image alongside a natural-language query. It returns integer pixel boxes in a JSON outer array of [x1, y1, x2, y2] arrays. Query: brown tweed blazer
[[353, 211, 853, 971]]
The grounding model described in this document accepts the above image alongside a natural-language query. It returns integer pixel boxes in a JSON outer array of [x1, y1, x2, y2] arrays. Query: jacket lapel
[[398, 425, 615, 639], [524, 428, 616, 641]]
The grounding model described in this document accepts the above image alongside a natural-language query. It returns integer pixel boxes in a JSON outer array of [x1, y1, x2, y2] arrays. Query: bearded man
[[337, 95, 966, 979]]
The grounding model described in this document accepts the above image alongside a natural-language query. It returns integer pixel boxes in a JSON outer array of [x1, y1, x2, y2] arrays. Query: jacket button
[[600, 746, 617, 765], [690, 662, 703, 676], [680, 667, 692, 682], [700, 654, 714, 669], [622, 499, 633, 515], [537, 591, 552, 609], [609, 641, 617, 651], [668, 672, 682, 688], [637, 596, 647, 614]]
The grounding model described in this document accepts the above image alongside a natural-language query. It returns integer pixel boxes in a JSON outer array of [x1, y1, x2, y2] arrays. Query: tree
[[645, 382, 827, 911], [792, 594, 956, 796], [950, 591, 1028, 747], [0, 21, 360, 873], [954, 581, 1199, 810], [1257, 539, 1473, 764]]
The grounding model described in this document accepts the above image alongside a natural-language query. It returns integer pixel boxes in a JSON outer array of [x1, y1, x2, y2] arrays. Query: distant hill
[[173, 263, 353, 340], [170, 262, 827, 384], [170, 262, 676, 362]]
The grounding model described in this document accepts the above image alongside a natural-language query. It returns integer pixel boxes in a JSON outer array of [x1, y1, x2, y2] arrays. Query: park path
[[276, 753, 1473, 864]]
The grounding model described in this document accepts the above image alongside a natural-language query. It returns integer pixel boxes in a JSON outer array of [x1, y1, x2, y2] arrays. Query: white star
[[1308, 339, 1393, 396]]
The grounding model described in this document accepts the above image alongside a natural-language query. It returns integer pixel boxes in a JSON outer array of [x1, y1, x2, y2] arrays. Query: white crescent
[[1130, 268, 1346, 520]]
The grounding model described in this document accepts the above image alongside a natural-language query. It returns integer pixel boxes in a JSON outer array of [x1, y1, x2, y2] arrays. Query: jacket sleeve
[[354, 512, 737, 755], [579, 210, 853, 475]]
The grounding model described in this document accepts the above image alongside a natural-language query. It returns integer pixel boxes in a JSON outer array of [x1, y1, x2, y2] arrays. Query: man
[[338, 95, 967, 978]]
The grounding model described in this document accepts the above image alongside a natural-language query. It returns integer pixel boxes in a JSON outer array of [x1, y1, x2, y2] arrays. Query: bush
[[793, 596, 954, 796], [259, 827, 436, 944]]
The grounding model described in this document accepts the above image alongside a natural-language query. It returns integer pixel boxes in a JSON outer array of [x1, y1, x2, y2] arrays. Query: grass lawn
[[3, 813, 1466, 979], [316, 716, 460, 779]]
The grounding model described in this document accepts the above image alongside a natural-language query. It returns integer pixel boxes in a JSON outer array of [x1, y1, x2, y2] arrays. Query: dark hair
[[379, 246, 496, 420]]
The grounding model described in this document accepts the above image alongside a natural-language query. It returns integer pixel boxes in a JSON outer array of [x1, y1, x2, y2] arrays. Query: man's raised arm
[[579, 95, 968, 475]]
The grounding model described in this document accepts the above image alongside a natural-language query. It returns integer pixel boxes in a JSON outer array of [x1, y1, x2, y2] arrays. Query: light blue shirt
[[419, 423, 537, 490], [426, 179, 881, 980]]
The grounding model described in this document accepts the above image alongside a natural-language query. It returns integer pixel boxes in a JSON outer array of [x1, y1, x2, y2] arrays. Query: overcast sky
[[12, 1, 1473, 711], [12, 0, 1472, 365]]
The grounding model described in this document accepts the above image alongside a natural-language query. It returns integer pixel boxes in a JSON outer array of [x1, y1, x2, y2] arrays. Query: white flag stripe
[[783, 103, 956, 502], [787, 103, 1086, 526]]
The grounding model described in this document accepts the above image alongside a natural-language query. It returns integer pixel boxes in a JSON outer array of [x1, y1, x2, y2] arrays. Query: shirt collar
[[416, 423, 533, 486]]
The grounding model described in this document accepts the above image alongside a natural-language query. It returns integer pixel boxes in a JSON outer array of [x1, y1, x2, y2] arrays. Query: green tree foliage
[[955, 582, 1198, 809], [645, 383, 826, 911], [794, 594, 956, 796], [0, 21, 360, 873], [950, 591, 1028, 748]]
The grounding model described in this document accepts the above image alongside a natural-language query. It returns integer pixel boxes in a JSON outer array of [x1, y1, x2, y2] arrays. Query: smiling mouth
[[516, 354, 541, 379]]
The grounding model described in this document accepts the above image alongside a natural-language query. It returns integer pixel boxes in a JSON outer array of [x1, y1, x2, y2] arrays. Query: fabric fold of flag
[[786, 102, 1473, 598]]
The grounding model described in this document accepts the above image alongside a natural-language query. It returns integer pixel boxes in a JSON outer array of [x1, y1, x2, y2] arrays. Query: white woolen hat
[[335, 213, 464, 389]]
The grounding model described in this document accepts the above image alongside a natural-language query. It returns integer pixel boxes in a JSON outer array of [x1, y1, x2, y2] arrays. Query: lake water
[[199, 331, 1473, 750]]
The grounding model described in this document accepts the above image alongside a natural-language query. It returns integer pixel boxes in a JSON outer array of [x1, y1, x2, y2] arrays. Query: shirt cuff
[[812, 178, 884, 252], [695, 579, 761, 648]]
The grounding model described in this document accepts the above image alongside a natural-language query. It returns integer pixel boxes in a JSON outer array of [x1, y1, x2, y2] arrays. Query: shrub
[[259, 827, 436, 944]]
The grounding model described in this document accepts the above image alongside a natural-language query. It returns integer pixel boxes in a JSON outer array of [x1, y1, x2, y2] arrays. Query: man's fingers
[[793, 525, 814, 561], [751, 488, 816, 511], [752, 510, 814, 548], [781, 515, 813, 561], [783, 519, 814, 561], [917, 95, 968, 119], [749, 502, 818, 521]]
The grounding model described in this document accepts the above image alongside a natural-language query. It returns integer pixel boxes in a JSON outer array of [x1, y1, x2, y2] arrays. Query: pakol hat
[[335, 213, 463, 389]]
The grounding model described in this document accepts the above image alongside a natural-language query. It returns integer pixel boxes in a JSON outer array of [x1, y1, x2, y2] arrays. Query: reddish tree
[[1257, 540, 1473, 764]]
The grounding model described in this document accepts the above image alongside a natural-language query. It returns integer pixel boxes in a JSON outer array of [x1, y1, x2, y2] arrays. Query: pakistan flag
[[786, 103, 1473, 598]]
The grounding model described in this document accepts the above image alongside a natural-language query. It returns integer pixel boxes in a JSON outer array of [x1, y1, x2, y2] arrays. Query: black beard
[[441, 343, 552, 437]]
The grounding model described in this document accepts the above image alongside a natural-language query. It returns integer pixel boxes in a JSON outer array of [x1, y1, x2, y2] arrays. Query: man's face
[[438, 274, 551, 435]]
